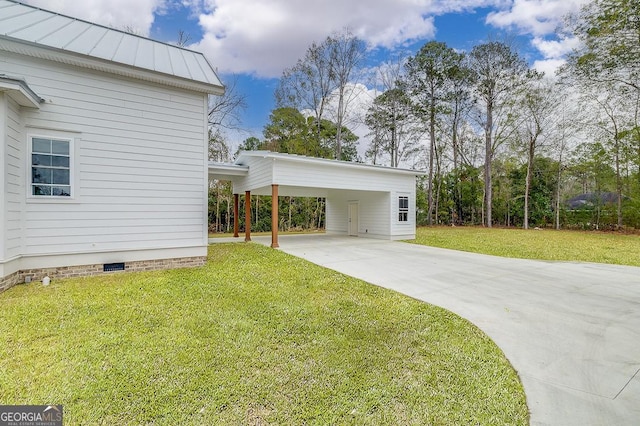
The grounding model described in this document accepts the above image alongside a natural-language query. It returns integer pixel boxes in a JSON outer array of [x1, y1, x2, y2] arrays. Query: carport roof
[[208, 162, 249, 181], [234, 151, 426, 176], [208, 151, 426, 197]]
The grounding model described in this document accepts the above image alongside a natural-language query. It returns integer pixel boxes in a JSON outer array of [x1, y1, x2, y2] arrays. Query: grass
[[411, 226, 640, 267], [0, 244, 527, 425]]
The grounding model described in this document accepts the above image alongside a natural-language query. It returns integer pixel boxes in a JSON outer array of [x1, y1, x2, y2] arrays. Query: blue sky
[[24, 0, 588, 150]]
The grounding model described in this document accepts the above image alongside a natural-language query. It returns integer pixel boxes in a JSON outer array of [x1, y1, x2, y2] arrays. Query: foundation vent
[[103, 262, 125, 272]]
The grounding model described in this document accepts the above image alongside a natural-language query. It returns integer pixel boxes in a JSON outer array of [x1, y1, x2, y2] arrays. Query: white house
[[209, 151, 425, 248], [0, 0, 424, 293], [0, 0, 224, 291]]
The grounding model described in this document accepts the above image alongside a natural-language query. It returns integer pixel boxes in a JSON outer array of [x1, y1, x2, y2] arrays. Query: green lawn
[[0, 244, 528, 425], [411, 226, 640, 266]]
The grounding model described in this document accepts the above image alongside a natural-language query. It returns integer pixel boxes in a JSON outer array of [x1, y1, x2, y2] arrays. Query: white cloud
[[532, 58, 566, 77], [21, 0, 166, 36], [485, 0, 588, 36], [531, 35, 581, 59], [192, 0, 451, 78], [24, 0, 588, 84]]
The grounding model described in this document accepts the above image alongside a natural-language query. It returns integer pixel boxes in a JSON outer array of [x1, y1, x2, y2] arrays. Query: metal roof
[[0, 73, 43, 107], [235, 151, 427, 176], [0, 0, 223, 94]]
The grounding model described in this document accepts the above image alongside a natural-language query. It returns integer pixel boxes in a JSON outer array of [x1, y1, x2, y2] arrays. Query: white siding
[[272, 159, 416, 193], [5, 95, 24, 258], [389, 190, 417, 240], [0, 93, 5, 262], [233, 155, 274, 194], [326, 190, 391, 238], [2, 52, 208, 256]]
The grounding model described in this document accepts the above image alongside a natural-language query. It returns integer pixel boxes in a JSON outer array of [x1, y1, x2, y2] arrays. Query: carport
[[208, 151, 425, 248]]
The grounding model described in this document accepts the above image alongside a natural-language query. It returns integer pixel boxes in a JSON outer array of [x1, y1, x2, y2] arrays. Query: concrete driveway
[[243, 234, 640, 425]]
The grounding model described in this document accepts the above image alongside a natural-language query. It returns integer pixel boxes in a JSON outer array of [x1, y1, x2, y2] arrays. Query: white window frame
[[398, 195, 409, 222], [27, 132, 77, 202]]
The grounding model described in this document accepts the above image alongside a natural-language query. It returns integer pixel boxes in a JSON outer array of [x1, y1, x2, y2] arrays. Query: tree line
[[209, 0, 640, 232]]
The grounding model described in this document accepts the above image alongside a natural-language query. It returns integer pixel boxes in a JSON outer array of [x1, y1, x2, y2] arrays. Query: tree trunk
[[452, 117, 461, 225], [427, 105, 436, 225], [615, 136, 623, 228], [434, 141, 442, 225], [484, 101, 493, 227], [555, 165, 562, 230], [288, 196, 293, 231], [336, 90, 344, 160], [524, 139, 534, 230], [255, 196, 259, 226], [216, 184, 221, 233]]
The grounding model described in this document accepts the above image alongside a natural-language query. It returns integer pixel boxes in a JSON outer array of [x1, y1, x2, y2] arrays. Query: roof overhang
[[0, 38, 224, 96], [0, 73, 43, 108], [235, 150, 427, 177], [208, 162, 249, 181]]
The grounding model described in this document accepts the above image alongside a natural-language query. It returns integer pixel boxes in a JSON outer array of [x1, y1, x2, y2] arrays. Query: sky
[[22, 0, 590, 155]]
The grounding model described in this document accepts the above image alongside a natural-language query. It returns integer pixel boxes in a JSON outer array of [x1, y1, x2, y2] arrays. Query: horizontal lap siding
[[390, 190, 417, 237], [5, 96, 23, 258], [274, 160, 415, 192], [359, 193, 390, 236], [4, 53, 207, 255], [326, 190, 390, 237], [326, 196, 348, 234], [234, 156, 273, 194]]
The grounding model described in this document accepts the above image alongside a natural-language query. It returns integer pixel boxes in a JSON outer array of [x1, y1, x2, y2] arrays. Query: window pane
[[51, 156, 70, 167], [32, 154, 52, 166], [399, 196, 408, 209], [31, 136, 72, 198], [52, 169, 70, 185], [33, 185, 51, 196], [52, 186, 71, 196], [32, 167, 52, 184], [32, 138, 51, 154], [52, 140, 69, 155]]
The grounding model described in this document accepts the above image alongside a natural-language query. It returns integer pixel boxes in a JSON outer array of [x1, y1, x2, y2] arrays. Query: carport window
[[398, 196, 409, 222]]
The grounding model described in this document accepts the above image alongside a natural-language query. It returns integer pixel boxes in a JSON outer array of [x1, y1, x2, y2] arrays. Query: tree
[[567, 0, 640, 91], [311, 117, 360, 161], [515, 78, 559, 229], [443, 54, 475, 225], [208, 128, 230, 162], [235, 136, 264, 158], [365, 88, 419, 167], [208, 130, 232, 233], [275, 40, 334, 144], [327, 30, 366, 160], [208, 75, 247, 131], [405, 41, 466, 225], [579, 86, 634, 228], [276, 30, 365, 160], [468, 41, 535, 227], [263, 107, 358, 160], [263, 107, 310, 155]]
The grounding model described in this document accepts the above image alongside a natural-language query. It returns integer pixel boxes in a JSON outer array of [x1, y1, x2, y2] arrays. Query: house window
[[398, 196, 409, 222], [30, 136, 72, 197]]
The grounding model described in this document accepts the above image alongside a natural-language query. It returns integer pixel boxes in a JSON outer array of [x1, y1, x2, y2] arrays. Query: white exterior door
[[348, 202, 359, 236]]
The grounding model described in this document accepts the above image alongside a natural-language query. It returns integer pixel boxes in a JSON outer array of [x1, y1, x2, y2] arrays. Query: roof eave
[[208, 162, 249, 180], [235, 151, 427, 176], [0, 36, 225, 96], [0, 73, 43, 107]]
